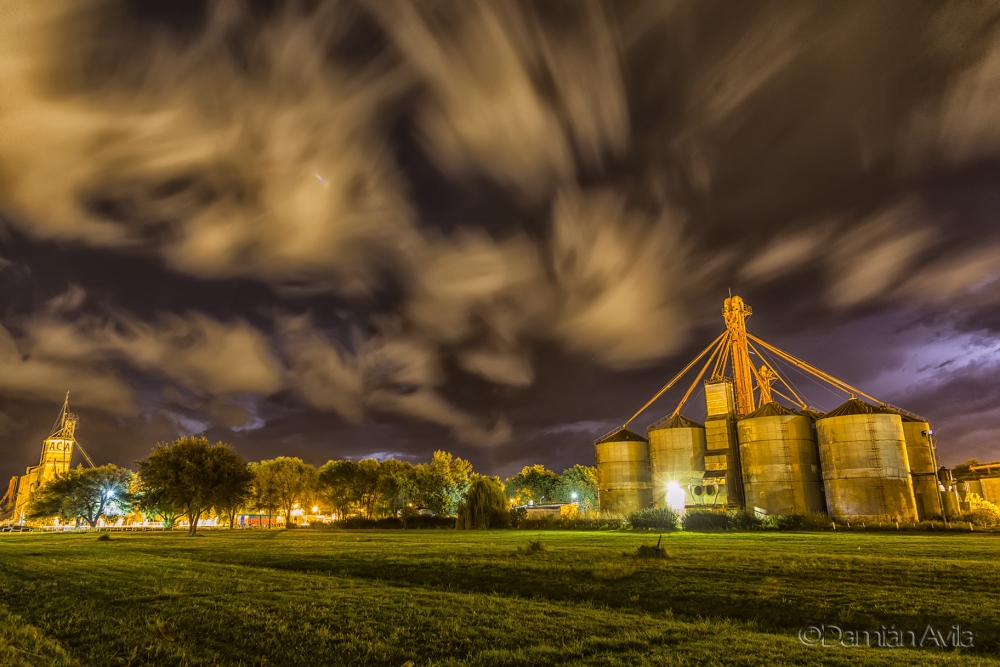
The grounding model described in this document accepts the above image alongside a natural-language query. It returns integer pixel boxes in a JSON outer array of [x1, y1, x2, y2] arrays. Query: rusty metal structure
[[738, 402, 825, 515], [593, 427, 653, 514], [10, 393, 94, 525], [647, 413, 707, 508], [596, 295, 944, 521]]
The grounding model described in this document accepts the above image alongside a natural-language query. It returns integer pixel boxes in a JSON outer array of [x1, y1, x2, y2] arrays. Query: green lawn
[[1, 529, 998, 666]]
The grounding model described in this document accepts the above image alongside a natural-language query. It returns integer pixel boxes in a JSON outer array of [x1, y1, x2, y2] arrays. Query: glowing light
[[571, 493, 578, 500], [311, 506, 319, 513], [666, 481, 686, 512], [105, 490, 115, 499]]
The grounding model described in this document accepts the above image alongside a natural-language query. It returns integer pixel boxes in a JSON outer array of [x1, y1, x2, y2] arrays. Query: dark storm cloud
[[2, 0, 1000, 483]]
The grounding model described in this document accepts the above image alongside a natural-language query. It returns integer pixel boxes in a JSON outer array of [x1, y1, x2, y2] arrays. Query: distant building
[[12, 395, 80, 525], [517, 502, 579, 519]]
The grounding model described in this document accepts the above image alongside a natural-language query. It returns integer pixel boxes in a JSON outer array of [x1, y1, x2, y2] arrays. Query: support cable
[[746, 340, 807, 408], [622, 332, 727, 428], [75, 440, 97, 468], [671, 336, 726, 418], [747, 334, 884, 405]]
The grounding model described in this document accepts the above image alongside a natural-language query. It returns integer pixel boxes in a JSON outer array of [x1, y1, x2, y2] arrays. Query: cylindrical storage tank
[[594, 427, 652, 514], [816, 399, 918, 522], [941, 488, 961, 519], [900, 418, 941, 520], [647, 414, 707, 508], [737, 402, 825, 515]]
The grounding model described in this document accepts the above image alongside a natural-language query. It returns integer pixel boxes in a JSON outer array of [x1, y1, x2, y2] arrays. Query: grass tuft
[[96, 533, 112, 542]]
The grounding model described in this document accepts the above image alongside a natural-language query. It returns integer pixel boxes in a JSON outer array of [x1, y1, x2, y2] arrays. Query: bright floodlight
[[571, 492, 578, 500], [105, 490, 115, 499], [312, 506, 319, 513], [666, 481, 686, 512]]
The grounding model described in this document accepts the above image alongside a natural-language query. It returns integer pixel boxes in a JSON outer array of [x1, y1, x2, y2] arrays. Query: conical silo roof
[[820, 397, 881, 419], [595, 426, 648, 444], [647, 413, 704, 431], [742, 401, 800, 419]]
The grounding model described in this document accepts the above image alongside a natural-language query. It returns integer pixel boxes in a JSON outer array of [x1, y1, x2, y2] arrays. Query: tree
[[458, 476, 509, 530], [213, 452, 254, 529], [555, 465, 599, 512], [249, 461, 280, 527], [504, 464, 560, 506], [414, 451, 472, 516], [136, 436, 247, 536], [318, 459, 359, 520], [28, 464, 134, 528], [257, 457, 317, 524], [376, 458, 415, 517]]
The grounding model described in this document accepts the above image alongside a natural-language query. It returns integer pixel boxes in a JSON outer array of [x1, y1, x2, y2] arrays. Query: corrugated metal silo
[[737, 402, 825, 515], [816, 399, 918, 522], [595, 427, 652, 514], [647, 414, 707, 507], [900, 418, 942, 520]]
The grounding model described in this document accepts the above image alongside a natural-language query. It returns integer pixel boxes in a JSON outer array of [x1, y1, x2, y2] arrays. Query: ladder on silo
[[777, 419, 795, 512], [866, 415, 888, 520]]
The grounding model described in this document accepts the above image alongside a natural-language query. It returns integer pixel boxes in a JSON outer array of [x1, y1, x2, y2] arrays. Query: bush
[[627, 507, 679, 531], [509, 507, 528, 528], [402, 514, 455, 529], [96, 533, 112, 542], [375, 517, 404, 529], [681, 510, 728, 531], [773, 513, 832, 531], [335, 517, 377, 529], [959, 494, 1000, 527], [727, 509, 766, 530], [457, 477, 510, 530]]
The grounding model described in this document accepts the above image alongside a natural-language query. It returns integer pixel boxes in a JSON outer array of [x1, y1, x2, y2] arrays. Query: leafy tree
[[257, 457, 318, 524], [28, 464, 134, 528], [504, 464, 560, 506], [353, 458, 382, 519], [555, 465, 599, 511], [376, 458, 415, 517], [415, 451, 472, 516], [458, 476, 509, 530], [213, 452, 254, 529], [248, 461, 280, 527], [136, 436, 248, 536], [318, 459, 360, 519]]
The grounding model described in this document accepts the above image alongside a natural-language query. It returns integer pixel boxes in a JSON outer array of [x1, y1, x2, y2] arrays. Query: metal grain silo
[[816, 399, 918, 522], [900, 418, 942, 520], [647, 414, 707, 508], [737, 402, 825, 516], [594, 427, 652, 514]]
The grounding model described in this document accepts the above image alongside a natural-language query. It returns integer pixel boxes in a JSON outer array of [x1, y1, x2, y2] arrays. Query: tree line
[[27, 436, 598, 535]]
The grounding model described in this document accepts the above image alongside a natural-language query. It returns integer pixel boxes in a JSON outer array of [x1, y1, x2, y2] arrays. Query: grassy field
[[1, 529, 999, 667]]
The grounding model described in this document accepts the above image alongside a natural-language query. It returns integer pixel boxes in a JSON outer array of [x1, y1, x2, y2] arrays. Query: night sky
[[2, 1, 1000, 486]]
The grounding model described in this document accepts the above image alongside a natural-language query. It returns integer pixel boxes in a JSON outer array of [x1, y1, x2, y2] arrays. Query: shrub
[[773, 513, 832, 531], [336, 517, 377, 529], [401, 514, 455, 529], [457, 477, 510, 530], [959, 494, 1000, 527], [375, 517, 404, 529], [96, 533, 112, 542], [681, 510, 728, 531], [509, 507, 528, 528], [727, 509, 766, 530], [627, 507, 679, 531]]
